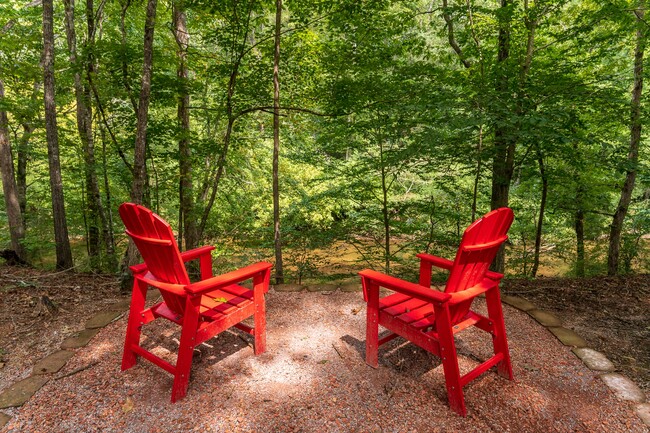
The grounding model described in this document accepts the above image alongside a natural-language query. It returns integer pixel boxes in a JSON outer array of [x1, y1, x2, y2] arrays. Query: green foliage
[[0, 0, 647, 278]]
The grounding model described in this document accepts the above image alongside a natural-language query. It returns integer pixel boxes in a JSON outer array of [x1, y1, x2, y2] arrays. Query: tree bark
[[64, 0, 110, 271], [130, 0, 157, 205], [122, 0, 157, 288], [42, 0, 74, 270], [0, 79, 27, 261], [531, 149, 547, 277], [272, 0, 284, 284], [490, 0, 514, 274], [607, 4, 645, 276], [173, 0, 198, 252]]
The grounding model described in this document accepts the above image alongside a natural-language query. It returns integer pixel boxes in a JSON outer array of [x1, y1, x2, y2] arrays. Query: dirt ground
[[502, 274, 650, 393], [0, 265, 648, 431]]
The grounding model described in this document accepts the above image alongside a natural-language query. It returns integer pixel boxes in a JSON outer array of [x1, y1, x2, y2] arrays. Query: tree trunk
[[0, 79, 27, 262], [173, 0, 198, 252], [43, 0, 74, 270], [531, 150, 547, 278], [64, 0, 108, 271], [272, 0, 284, 284], [17, 122, 33, 224], [130, 0, 157, 205], [608, 4, 645, 276], [490, 0, 514, 273], [122, 0, 157, 288]]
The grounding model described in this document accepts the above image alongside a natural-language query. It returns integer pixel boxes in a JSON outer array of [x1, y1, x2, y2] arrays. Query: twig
[[54, 361, 99, 380], [331, 343, 344, 359]]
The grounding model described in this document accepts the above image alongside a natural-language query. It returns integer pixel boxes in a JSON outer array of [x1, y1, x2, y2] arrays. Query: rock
[[306, 284, 338, 293], [547, 326, 588, 347], [32, 350, 75, 375], [0, 412, 11, 428], [273, 284, 304, 292], [0, 376, 49, 408], [61, 328, 100, 349], [501, 295, 536, 311], [527, 309, 562, 327], [599, 373, 646, 403], [85, 311, 123, 329], [339, 282, 360, 293], [634, 403, 650, 427], [572, 348, 615, 372]]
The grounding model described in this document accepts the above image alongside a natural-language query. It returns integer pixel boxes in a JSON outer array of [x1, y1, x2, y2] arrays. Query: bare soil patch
[[503, 274, 650, 393]]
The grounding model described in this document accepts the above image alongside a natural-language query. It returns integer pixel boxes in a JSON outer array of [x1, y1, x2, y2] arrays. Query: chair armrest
[[185, 262, 273, 295], [416, 253, 505, 281], [416, 253, 453, 270], [359, 269, 450, 304], [448, 278, 499, 305], [137, 272, 187, 296], [180, 245, 215, 262]]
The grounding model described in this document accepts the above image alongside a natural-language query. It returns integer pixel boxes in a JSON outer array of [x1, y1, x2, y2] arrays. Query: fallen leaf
[[318, 360, 328, 364], [213, 297, 228, 303], [122, 397, 134, 413], [351, 308, 360, 315]]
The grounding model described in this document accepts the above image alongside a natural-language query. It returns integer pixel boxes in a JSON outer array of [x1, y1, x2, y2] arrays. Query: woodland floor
[[0, 265, 648, 430]]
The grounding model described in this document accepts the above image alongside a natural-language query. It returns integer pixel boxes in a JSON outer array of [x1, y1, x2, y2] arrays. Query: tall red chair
[[119, 203, 272, 402], [359, 208, 514, 416]]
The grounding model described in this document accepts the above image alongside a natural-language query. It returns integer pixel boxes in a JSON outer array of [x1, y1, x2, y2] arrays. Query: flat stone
[[273, 284, 304, 292], [85, 310, 123, 329], [634, 403, 650, 427], [339, 282, 361, 292], [501, 295, 536, 311], [0, 412, 11, 428], [0, 376, 49, 408], [599, 373, 646, 403], [547, 326, 588, 347], [306, 283, 338, 293], [528, 309, 562, 327], [61, 328, 100, 349], [110, 298, 132, 311], [32, 350, 75, 375], [572, 347, 615, 372]]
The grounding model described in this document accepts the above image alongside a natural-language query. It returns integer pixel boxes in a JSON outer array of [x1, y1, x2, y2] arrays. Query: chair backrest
[[445, 208, 514, 322], [119, 203, 189, 313]]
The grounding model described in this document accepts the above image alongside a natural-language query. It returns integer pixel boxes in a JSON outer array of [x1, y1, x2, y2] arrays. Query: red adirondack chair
[[119, 203, 272, 402], [359, 207, 514, 416]]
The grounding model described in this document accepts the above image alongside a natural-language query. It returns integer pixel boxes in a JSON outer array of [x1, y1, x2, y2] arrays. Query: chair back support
[[119, 203, 189, 313], [445, 208, 514, 322]]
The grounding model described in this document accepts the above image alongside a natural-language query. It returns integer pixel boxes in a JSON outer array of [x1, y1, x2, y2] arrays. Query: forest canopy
[[0, 0, 648, 282]]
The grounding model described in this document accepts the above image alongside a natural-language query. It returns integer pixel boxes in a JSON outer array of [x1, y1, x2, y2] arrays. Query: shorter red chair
[[119, 203, 272, 402], [359, 208, 514, 416]]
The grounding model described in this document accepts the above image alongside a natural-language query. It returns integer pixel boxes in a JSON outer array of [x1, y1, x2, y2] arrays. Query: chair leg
[[435, 303, 466, 416], [486, 288, 513, 380], [122, 279, 148, 371], [171, 296, 200, 403], [364, 280, 379, 368], [253, 291, 266, 355]]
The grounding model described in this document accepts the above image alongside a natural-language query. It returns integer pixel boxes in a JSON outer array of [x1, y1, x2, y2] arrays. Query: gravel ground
[[2, 290, 646, 433]]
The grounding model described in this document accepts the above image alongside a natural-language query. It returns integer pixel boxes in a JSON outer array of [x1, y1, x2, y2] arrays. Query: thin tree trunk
[[0, 79, 27, 261], [122, 0, 157, 288], [272, 0, 284, 284], [379, 141, 391, 274], [471, 124, 483, 221], [490, 0, 514, 274], [17, 122, 33, 224], [608, 4, 645, 276], [64, 0, 107, 271], [130, 0, 157, 205], [43, 0, 74, 270], [575, 205, 585, 278], [173, 0, 197, 251], [531, 149, 547, 278]]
